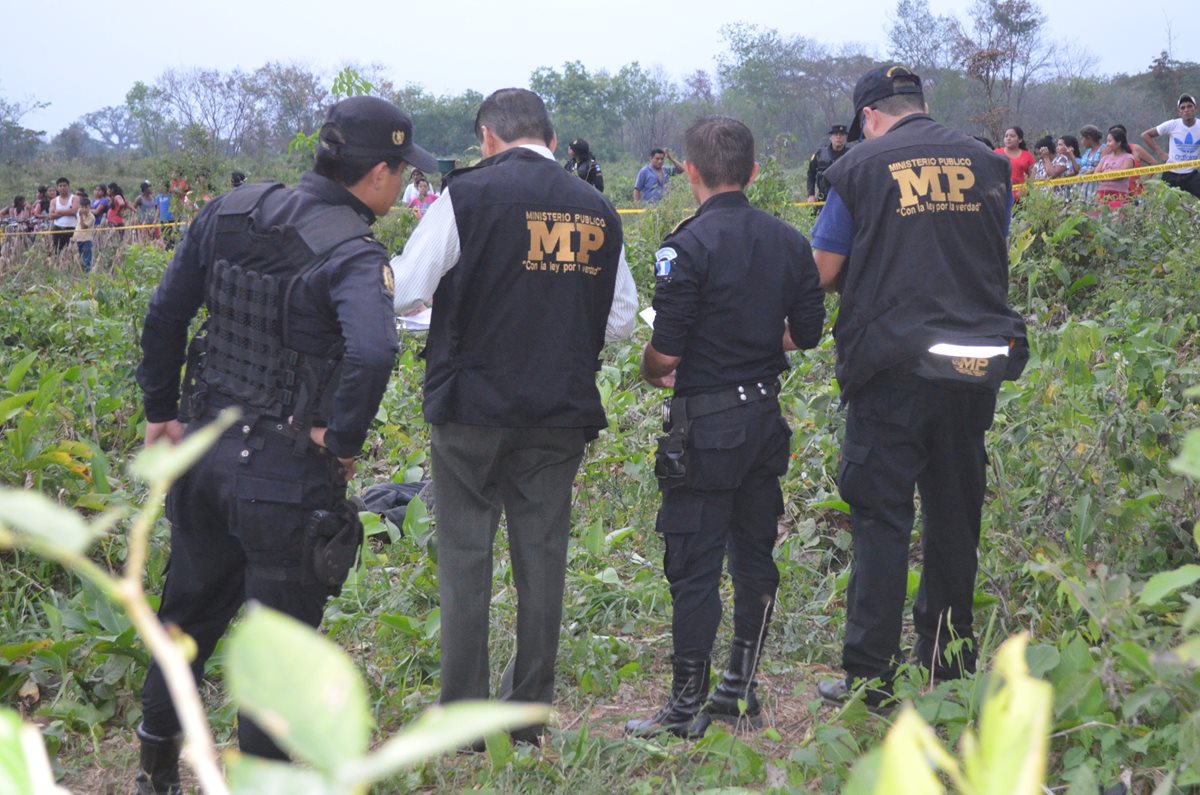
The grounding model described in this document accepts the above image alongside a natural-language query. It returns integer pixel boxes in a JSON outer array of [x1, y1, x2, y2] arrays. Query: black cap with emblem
[[827, 124, 849, 136], [320, 96, 438, 173], [846, 65, 924, 141]]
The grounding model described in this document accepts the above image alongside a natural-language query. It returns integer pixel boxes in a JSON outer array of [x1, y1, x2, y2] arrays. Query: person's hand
[[309, 427, 356, 481], [646, 371, 676, 389], [145, 420, 185, 446]]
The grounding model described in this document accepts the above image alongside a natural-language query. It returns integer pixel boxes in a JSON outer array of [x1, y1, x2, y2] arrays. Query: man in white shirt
[[390, 87, 636, 746], [1142, 93, 1200, 199]]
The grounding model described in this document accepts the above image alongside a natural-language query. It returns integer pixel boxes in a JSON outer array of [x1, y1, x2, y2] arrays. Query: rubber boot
[[624, 656, 711, 739], [133, 723, 182, 795], [707, 637, 763, 726]]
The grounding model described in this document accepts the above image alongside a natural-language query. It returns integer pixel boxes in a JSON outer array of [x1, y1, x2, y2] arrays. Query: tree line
[[2, 0, 1198, 172]]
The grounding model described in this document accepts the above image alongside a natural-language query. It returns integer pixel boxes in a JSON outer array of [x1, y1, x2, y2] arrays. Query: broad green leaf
[[0, 487, 97, 554], [0, 709, 67, 795], [341, 701, 549, 786], [583, 519, 604, 556], [842, 747, 883, 795], [1138, 564, 1200, 606], [130, 409, 239, 485], [960, 633, 1052, 795], [1169, 430, 1200, 480], [226, 606, 371, 773], [0, 391, 37, 423], [1172, 637, 1200, 665], [4, 352, 37, 392], [871, 707, 957, 794], [1024, 644, 1059, 679], [226, 754, 330, 795]]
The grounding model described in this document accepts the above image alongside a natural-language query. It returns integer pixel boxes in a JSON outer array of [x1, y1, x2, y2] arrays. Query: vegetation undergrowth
[[0, 181, 1197, 793]]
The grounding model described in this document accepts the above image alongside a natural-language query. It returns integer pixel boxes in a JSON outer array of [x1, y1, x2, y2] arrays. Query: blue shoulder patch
[[654, 247, 678, 280]]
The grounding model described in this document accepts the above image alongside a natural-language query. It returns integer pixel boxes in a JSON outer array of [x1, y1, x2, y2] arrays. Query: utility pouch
[[177, 329, 209, 424], [654, 399, 689, 490], [305, 497, 365, 589]]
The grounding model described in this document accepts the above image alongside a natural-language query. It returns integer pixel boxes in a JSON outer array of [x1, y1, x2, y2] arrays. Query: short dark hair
[[56, 177, 69, 186], [474, 88, 554, 146], [1034, 134, 1054, 152], [650, 147, 665, 157], [871, 78, 924, 117], [313, 123, 404, 187], [684, 116, 755, 188]]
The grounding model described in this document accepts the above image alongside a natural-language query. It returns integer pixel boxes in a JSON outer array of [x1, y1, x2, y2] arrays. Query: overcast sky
[[5, 0, 1188, 136]]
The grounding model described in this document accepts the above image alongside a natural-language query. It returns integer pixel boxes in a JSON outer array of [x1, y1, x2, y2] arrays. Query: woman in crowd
[[1094, 127, 1136, 210], [1110, 124, 1155, 199], [106, 182, 129, 229], [91, 184, 110, 227], [996, 126, 1035, 196], [406, 178, 438, 218], [1031, 134, 1070, 183], [1077, 126, 1104, 200]]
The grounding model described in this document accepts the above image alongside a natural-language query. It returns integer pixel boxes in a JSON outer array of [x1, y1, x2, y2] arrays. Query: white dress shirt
[[391, 144, 637, 342]]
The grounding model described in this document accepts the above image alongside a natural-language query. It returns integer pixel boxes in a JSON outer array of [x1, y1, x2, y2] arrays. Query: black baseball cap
[[1180, 93, 1196, 107], [319, 96, 438, 173], [847, 65, 924, 140], [828, 124, 848, 135]]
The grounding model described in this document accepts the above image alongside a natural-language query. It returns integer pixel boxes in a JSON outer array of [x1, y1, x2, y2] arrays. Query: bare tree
[[955, 0, 1052, 139], [82, 105, 139, 151], [885, 0, 961, 71], [155, 68, 266, 155]]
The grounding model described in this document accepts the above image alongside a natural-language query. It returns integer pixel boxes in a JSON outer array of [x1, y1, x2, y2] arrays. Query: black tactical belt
[[671, 379, 779, 423]]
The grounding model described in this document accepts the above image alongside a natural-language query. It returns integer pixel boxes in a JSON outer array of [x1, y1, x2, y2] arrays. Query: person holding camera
[[626, 116, 825, 739]]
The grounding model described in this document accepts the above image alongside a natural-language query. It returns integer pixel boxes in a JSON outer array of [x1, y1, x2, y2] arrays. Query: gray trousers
[[431, 423, 587, 706]]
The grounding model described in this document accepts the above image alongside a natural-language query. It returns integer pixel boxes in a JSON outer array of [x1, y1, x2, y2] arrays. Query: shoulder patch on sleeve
[[654, 247, 678, 281], [382, 263, 395, 296]]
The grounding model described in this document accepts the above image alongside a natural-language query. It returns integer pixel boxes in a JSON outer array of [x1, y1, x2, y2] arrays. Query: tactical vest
[[812, 143, 849, 197], [182, 183, 371, 426], [423, 147, 622, 432], [823, 114, 1026, 400]]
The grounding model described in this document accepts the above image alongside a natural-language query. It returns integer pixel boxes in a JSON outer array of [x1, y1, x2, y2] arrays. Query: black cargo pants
[[656, 399, 791, 658], [837, 373, 997, 685], [139, 418, 344, 759]]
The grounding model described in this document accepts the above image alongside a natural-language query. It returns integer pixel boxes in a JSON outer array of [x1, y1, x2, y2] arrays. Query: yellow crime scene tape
[[0, 221, 187, 239], [612, 158, 1200, 213]]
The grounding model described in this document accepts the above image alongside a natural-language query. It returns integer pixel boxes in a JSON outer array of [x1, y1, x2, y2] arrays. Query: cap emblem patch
[[392, 130, 406, 145]]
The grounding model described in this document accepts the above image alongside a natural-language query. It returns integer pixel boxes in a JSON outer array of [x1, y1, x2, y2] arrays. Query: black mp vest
[[823, 114, 1026, 400], [187, 183, 370, 422], [423, 147, 622, 431]]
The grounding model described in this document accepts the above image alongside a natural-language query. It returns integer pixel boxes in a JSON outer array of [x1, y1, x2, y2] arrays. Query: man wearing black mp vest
[[811, 65, 1028, 709], [390, 88, 637, 746]]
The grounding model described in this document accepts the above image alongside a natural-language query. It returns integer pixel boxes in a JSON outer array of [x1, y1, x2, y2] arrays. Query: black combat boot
[[624, 656, 711, 740], [707, 636, 763, 726], [133, 723, 182, 795]]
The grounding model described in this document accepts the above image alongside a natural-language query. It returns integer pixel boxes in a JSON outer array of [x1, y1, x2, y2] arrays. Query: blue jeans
[[76, 241, 92, 272]]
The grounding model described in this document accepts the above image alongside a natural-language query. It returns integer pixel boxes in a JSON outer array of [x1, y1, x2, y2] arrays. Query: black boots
[[707, 637, 763, 726], [133, 724, 182, 795], [625, 656, 711, 739]]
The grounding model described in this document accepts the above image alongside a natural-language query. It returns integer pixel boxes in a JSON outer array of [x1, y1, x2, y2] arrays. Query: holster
[[177, 330, 209, 424], [654, 399, 689, 491], [304, 495, 365, 589]]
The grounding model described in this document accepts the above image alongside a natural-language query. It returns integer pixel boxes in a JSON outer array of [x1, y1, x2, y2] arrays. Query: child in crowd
[[72, 188, 95, 273]]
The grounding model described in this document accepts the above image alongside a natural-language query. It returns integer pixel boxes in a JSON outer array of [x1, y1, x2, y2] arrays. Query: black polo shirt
[[650, 190, 825, 397]]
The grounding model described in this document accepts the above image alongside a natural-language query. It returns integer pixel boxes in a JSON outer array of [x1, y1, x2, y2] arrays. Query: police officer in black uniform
[[810, 66, 1027, 708], [625, 116, 825, 739], [564, 137, 605, 192], [805, 123, 851, 206], [132, 96, 436, 794]]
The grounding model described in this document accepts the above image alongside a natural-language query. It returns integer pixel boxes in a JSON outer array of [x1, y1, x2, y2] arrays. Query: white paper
[[397, 306, 433, 332], [639, 307, 656, 329]]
